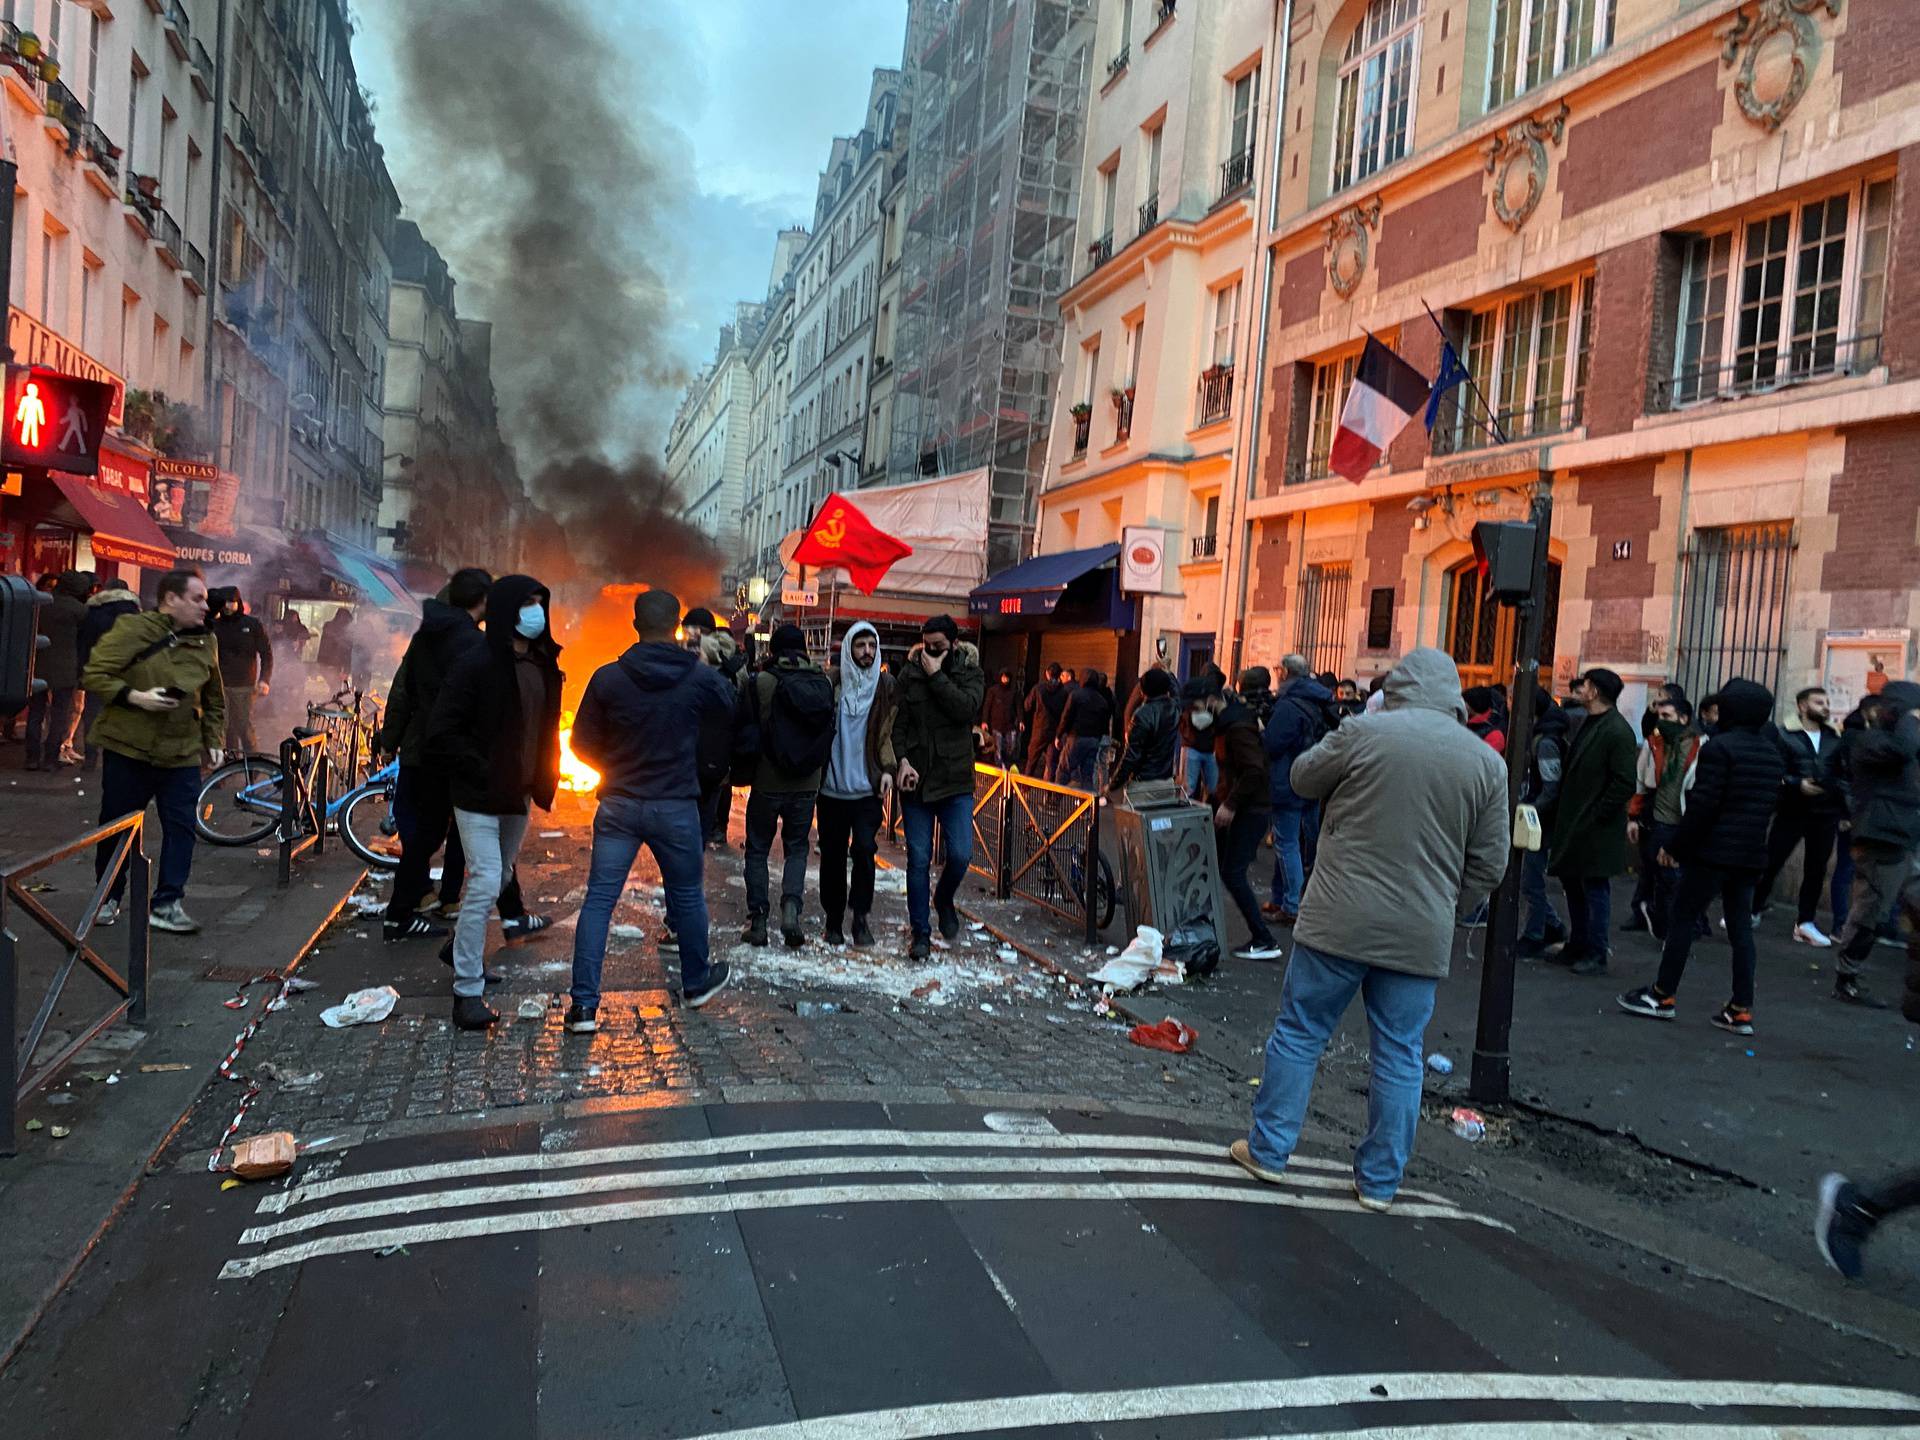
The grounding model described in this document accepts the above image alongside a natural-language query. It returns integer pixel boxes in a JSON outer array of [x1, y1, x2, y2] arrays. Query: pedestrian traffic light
[[3, 364, 116, 475], [1471, 520, 1537, 603], [1, 573, 50, 712]]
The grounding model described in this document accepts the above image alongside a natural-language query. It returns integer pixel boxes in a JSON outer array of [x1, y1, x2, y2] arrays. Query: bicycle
[[194, 733, 403, 870], [1016, 812, 1118, 931]]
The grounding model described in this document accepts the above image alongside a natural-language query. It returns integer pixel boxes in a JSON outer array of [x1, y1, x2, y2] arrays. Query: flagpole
[[1422, 300, 1509, 447]]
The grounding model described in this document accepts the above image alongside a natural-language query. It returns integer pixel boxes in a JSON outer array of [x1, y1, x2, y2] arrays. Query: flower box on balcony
[[1110, 386, 1134, 407], [16, 32, 40, 60], [1070, 402, 1093, 420]]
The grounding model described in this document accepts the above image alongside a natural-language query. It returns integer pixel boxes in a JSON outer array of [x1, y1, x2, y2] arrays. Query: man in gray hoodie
[[1229, 648, 1509, 1209]]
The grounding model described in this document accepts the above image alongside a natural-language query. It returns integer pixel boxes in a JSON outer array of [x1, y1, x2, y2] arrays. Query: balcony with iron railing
[[1070, 406, 1091, 456], [163, 0, 192, 59], [1195, 365, 1233, 427], [191, 38, 216, 98], [1086, 230, 1113, 273], [1190, 532, 1218, 561], [184, 242, 209, 295], [1137, 194, 1158, 236], [122, 174, 161, 237], [1656, 333, 1883, 411], [1106, 45, 1129, 79], [1430, 392, 1585, 457], [82, 121, 121, 194], [1111, 387, 1134, 442], [153, 209, 186, 270], [1219, 148, 1255, 201]]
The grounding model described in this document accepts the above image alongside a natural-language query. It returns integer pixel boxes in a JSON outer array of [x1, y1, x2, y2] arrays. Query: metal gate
[[1673, 522, 1795, 699], [1294, 562, 1351, 677]]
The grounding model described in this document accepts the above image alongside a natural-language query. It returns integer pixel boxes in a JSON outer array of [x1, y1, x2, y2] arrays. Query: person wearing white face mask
[[1182, 671, 1282, 963], [424, 574, 564, 1029]]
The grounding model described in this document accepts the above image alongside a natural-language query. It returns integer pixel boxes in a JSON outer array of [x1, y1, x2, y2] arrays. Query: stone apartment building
[[666, 302, 760, 594], [1232, 0, 1920, 717]]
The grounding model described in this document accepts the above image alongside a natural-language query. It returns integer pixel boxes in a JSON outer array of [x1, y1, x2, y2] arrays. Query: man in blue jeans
[[1229, 649, 1508, 1209], [1262, 656, 1332, 924], [884, 614, 985, 960], [564, 588, 738, 1029]]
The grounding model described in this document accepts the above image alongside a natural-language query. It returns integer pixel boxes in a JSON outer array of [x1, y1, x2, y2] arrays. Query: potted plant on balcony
[[1070, 401, 1093, 421], [1201, 361, 1233, 382], [121, 389, 164, 444], [17, 32, 40, 61], [136, 172, 161, 200], [39, 55, 58, 84]]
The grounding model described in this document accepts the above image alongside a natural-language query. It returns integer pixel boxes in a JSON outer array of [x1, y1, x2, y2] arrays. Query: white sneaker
[[95, 899, 121, 928], [1233, 942, 1286, 962], [1793, 921, 1833, 948], [150, 901, 201, 934]]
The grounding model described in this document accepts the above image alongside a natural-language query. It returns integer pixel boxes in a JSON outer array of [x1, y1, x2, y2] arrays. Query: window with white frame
[[1332, 0, 1421, 192], [1226, 68, 1259, 164], [1443, 274, 1594, 453], [1671, 177, 1892, 406], [1122, 317, 1142, 387], [1303, 348, 1361, 480], [1210, 281, 1242, 366], [1488, 0, 1615, 109]]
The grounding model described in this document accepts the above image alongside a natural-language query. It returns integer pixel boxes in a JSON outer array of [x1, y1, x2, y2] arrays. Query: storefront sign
[[97, 446, 152, 501], [781, 586, 818, 607], [153, 457, 218, 482], [168, 537, 255, 568], [1119, 527, 1166, 594], [8, 307, 126, 426]]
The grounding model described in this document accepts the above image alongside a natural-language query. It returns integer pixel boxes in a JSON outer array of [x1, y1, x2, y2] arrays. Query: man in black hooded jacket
[[1830, 680, 1920, 1007], [423, 575, 563, 1029]]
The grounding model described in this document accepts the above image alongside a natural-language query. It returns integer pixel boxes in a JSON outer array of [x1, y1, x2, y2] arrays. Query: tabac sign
[[8, 307, 126, 427], [3, 365, 116, 475]]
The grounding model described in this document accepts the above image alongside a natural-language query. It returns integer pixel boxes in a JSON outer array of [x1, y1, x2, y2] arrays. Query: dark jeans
[[817, 792, 882, 926], [1655, 862, 1759, 1008], [745, 788, 816, 916], [698, 775, 730, 844], [1519, 845, 1562, 942], [1756, 807, 1839, 925], [1561, 875, 1611, 959], [902, 789, 973, 937], [387, 765, 525, 923], [95, 750, 199, 907], [570, 796, 710, 1004], [25, 684, 77, 765], [1217, 807, 1275, 948], [1058, 734, 1103, 790], [1637, 820, 1683, 934]]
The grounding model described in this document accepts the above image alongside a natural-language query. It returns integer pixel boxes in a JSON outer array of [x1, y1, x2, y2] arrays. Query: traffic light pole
[[1470, 470, 1555, 1105]]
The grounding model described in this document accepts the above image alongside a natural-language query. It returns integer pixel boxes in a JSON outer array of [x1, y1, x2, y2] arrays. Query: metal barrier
[[967, 763, 1109, 942], [2, 813, 150, 1157], [276, 729, 330, 888]]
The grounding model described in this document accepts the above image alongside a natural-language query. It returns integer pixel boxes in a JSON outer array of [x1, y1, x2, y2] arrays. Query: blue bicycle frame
[[232, 755, 400, 821]]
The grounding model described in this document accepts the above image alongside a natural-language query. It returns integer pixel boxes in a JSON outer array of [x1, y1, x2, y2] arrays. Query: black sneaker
[[1814, 1173, 1872, 1280], [451, 995, 499, 1030], [1833, 976, 1888, 1008], [1570, 950, 1610, 976], [780, 896, 804, 949], [660, 928, 680, 955], [823, 924, 847, 947], [1711, 1002, 1754, 1035], [501, 914, 551, 943], [744, 913, 769, 947], [909, 932, 931, 962], [850, 914, 874, 947], [438, 943, 502, 986], [1516, 935, 1554, 962], [1617, 985, 1675, 1020], [564, 1003, 598, 1033], [685, 960, 732, 1009], [384, 914, 448, 942], [936, 903, 961, 942]]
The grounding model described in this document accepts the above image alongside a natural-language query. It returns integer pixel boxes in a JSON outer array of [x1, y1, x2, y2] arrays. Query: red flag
[[791, 493, 913, 594]]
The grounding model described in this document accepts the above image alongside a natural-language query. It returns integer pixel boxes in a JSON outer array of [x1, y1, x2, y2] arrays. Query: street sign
[[3, 365, 116, 476], [781, 587, 818, 607]]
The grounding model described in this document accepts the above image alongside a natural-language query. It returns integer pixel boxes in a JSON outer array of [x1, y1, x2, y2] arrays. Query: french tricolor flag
[[1330, 336, 1434, 483]]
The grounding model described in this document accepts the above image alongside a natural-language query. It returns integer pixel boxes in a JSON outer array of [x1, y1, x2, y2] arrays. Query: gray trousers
[[224, 685, 258, 755], [1836, 840, 1918, 978], [745, 788, 815, 917], [451, 806, 529, 998]]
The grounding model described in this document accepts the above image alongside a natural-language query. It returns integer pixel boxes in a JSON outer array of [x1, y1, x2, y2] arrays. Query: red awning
[[47, 473, 177, 570]]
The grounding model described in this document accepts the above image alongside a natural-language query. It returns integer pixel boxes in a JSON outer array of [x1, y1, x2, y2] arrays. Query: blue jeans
[[571, 796, 710, 1006], [1059, 735, 1103, 790], [95, 751, 199, 907], [1181, 746, 1217, 801], [1269, 806, 1304, 912], [1519, 846, 1562, 942], [1247, 940, 1438, 1200], [902, 790, 973, 938], [1562, 875, 1611, 959]]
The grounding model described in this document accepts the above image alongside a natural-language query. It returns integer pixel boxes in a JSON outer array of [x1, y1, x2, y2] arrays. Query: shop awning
[[162, 525, 258, 570], [47, 473, 176, 570], [331, 540, 420, 615], [968, 543, 1119, 617]]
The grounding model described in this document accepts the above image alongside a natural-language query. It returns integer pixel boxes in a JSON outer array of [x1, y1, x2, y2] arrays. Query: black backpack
[[758, 665, 836, 776]]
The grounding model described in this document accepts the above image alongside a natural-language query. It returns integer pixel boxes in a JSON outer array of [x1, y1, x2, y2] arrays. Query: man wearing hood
[[77, 578, 140, 770], [1262, 656, 1334, 926], [24, 569, 89, 769], [982, 666, 1021, 765], [1619, 679, 1786, 1034], [887, 614, 986, 959], [1229, 648, 1508, 1209], [1830, 680, 1920, 1007], [424, 574, 563, 1029], [566, 589, 739, 1030], [1184, 670, 1281, 963], [740, 623, 836, 948], [1022, 663, 1068, 774], [818, 621, 897, 947], [1056, 668, 1115, 789], [210, 587, 274, 756], [1549, 668, 1639, 975], [1515, 685, 1571, 959]]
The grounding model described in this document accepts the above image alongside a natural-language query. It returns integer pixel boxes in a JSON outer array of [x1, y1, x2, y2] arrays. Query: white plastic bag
[[1086, 927, 1166, 988], [319, 985, 400, 1029]]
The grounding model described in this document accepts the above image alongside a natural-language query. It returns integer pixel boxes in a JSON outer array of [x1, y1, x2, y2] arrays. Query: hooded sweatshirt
[[35, 570, 91, 688], [377, 596, 487, 768], [1841, 679, 1920, 851], [423, 575, 563, 814], [1289, 647, 1510, 979], [79, 585, 140, 669], [825, 621, 889, 800], [1670, 677, 1785, 870], [572, 638, 737, 803]]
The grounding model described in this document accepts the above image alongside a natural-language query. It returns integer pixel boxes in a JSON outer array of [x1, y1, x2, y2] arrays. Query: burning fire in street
[[558, 712, 601, 793]]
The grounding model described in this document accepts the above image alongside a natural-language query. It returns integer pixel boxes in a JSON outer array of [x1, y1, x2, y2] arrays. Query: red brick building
[[1223, 0, 1920, 718]]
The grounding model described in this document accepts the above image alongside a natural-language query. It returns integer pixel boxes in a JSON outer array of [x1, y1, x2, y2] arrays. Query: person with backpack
[[565, 589, 739, 1029], [739, 623, 835, 948], [886, 614, 986, 960], [818, 621, 897, 947], [1262, 656, 1334, 925], [1515, 686, 1570, 959]]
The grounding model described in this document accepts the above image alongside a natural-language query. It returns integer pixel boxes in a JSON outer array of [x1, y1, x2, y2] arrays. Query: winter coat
[[825, 664, 898, 799], [982, 680, 1020, 734], [1670, 680, 1786, 871], [572, 641, 736, 804], [1022, 678, 1068, 764], [79, 588, 139, 670], [1060, 682, 1114, 739], [376, 598, 487, 769], [1839, 681, 1920, 851], [1627, 728, 1702, 820], [1549, 704, 1637, 879], [80, 610, 225, 768], [423, 576, 562, 815], [1210, 697, 1271, 815], [698, 632, 744, 786], [1288, 647, 1510, 979], [1523, 700, 1569, 824], [212, 610, 275, 689], [741, 654, 834, 794], [34, 571, 89, 689], [887, 640, 987, 804], [1110, 694, 1178, 788], [1771, 718, 1846, 817], [1263, 676, 1335, 810]]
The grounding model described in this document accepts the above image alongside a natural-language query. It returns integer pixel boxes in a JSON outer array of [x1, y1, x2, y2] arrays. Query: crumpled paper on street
[[319, 985, 400, 1029], [1085, 927, 1184, 988], [1128, 1018, 1198, 1053]]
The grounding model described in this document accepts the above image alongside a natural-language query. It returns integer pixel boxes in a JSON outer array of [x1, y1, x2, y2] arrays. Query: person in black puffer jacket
[[1056, 668, 1115, 789], [1832, 680, 1920, 1006], [1109, 667, 1178, 789], [1617, 678, 1784, 1033]]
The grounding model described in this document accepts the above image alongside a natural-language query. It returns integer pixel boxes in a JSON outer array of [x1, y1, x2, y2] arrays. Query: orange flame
[[557, 711, 601, 793]]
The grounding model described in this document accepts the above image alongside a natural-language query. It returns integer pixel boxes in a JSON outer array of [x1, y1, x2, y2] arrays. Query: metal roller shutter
[[1038, 627, 1121, 681]]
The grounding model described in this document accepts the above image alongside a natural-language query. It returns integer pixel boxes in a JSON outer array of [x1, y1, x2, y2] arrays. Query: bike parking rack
[[276, 729, 331, 889], [2, 812, 149, 1157]]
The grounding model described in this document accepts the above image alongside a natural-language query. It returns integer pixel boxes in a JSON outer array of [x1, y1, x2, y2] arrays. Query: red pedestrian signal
[[2, 365, 116, 475]]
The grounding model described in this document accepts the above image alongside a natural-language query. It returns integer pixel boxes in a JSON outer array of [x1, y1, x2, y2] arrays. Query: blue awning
[[968, 543, 1120, 617]]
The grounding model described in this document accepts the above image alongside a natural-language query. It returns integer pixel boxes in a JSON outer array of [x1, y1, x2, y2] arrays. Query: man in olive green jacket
[[80, 569, 225, 933]]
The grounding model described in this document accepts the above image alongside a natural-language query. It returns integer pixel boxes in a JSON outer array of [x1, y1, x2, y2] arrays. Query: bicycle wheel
[[1093, 854, 1118, 931], [340, 780, 402, 870], [195, 755, 286, 845]]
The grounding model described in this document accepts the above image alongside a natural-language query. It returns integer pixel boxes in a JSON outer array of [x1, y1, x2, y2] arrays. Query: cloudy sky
[[351, 0, 909, 447]]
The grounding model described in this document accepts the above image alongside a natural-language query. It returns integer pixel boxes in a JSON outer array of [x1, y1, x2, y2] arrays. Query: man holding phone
[[80, 569, 225, 934]]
